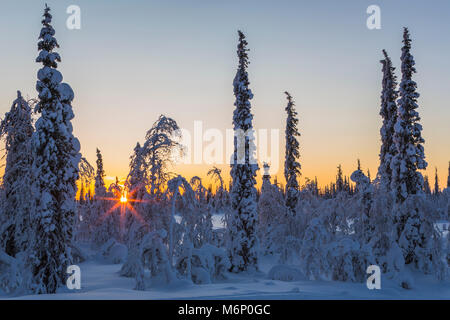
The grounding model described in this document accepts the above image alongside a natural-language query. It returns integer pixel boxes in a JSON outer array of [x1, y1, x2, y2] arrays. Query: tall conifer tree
[[390, 28, 432, 267], [433, 167, 439, 195], [378, 50, 398, 191], [29, 5, 81, 293], [228, 31, 259, 272], [390, 28, 427, 203], [94, 148, 107, 197], [284, 92, 301, 215], [447, 161, 450, 189]]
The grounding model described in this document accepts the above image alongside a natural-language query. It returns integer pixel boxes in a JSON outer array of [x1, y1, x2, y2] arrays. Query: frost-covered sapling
[[0, 91, 34, 257]]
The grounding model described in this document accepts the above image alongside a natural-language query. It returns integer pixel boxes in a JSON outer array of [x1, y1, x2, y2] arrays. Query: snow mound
[[392, 267, 415, 290], [100, 239, 128, 264], [267, 265, 307, 282], [0, 250, 22, 294], [71, 244, 88, 264]]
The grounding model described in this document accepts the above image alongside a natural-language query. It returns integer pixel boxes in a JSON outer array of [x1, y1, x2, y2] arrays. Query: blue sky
[[1, 0, 449, 187]]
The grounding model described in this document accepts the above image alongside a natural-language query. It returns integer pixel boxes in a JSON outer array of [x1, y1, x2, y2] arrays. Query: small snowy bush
[[138, 230, 176, 287], [70, 243, 88, 264], [176, 244, 230, 284], [392, 267, 415, 289], [299, 217, 332, 280], [326, 237, 374, 282], [100, 239, 128, 264]]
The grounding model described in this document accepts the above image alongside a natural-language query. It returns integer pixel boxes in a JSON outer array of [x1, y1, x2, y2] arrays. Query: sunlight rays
[[95, 187, 150, 237]]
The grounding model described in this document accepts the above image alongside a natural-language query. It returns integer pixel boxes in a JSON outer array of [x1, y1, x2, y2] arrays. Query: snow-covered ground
[[1, 215, 448, 300], [2, 255, 449, 300]]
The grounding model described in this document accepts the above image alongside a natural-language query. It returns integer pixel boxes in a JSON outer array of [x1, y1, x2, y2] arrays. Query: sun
[[95, 188, 149, 239]]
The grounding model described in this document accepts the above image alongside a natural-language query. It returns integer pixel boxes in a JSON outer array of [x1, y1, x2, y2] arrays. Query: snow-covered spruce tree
[[350, 168, 374, 244], [423, 175, 431, 195], [348, 167, 401, 280], [92, 148, 119, 246], [94, 148, 107, 197], [92, 149, 109, 243], [259, 163, 272, 229], [335, 165, 344, 194], [284, 91, 301, 215], [325, 237, 374, 282], [447, 161, 450, 189], [121, 143, 149, 248], [0, 92, 34, 257], [228, 31, 259, 272], [78, 183, 85, 203], [29, 5, 81, 294], [126, 143, 147, 201], [377, 50, 398, 191], [299, 216, 332, 280], [366, 189, 404, 277], [121, 142, 149, 244], [433, 167, 439, 195], [389, 28, 442, 272], [257, 163, 285, 255]]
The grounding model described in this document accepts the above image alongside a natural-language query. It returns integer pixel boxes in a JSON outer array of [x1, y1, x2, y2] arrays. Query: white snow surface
[[1, 215, 447, 300], [1, 253, 448, 300]]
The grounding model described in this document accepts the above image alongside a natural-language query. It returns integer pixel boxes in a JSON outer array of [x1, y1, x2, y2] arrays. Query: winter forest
[[0, 5, 449, 299]]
